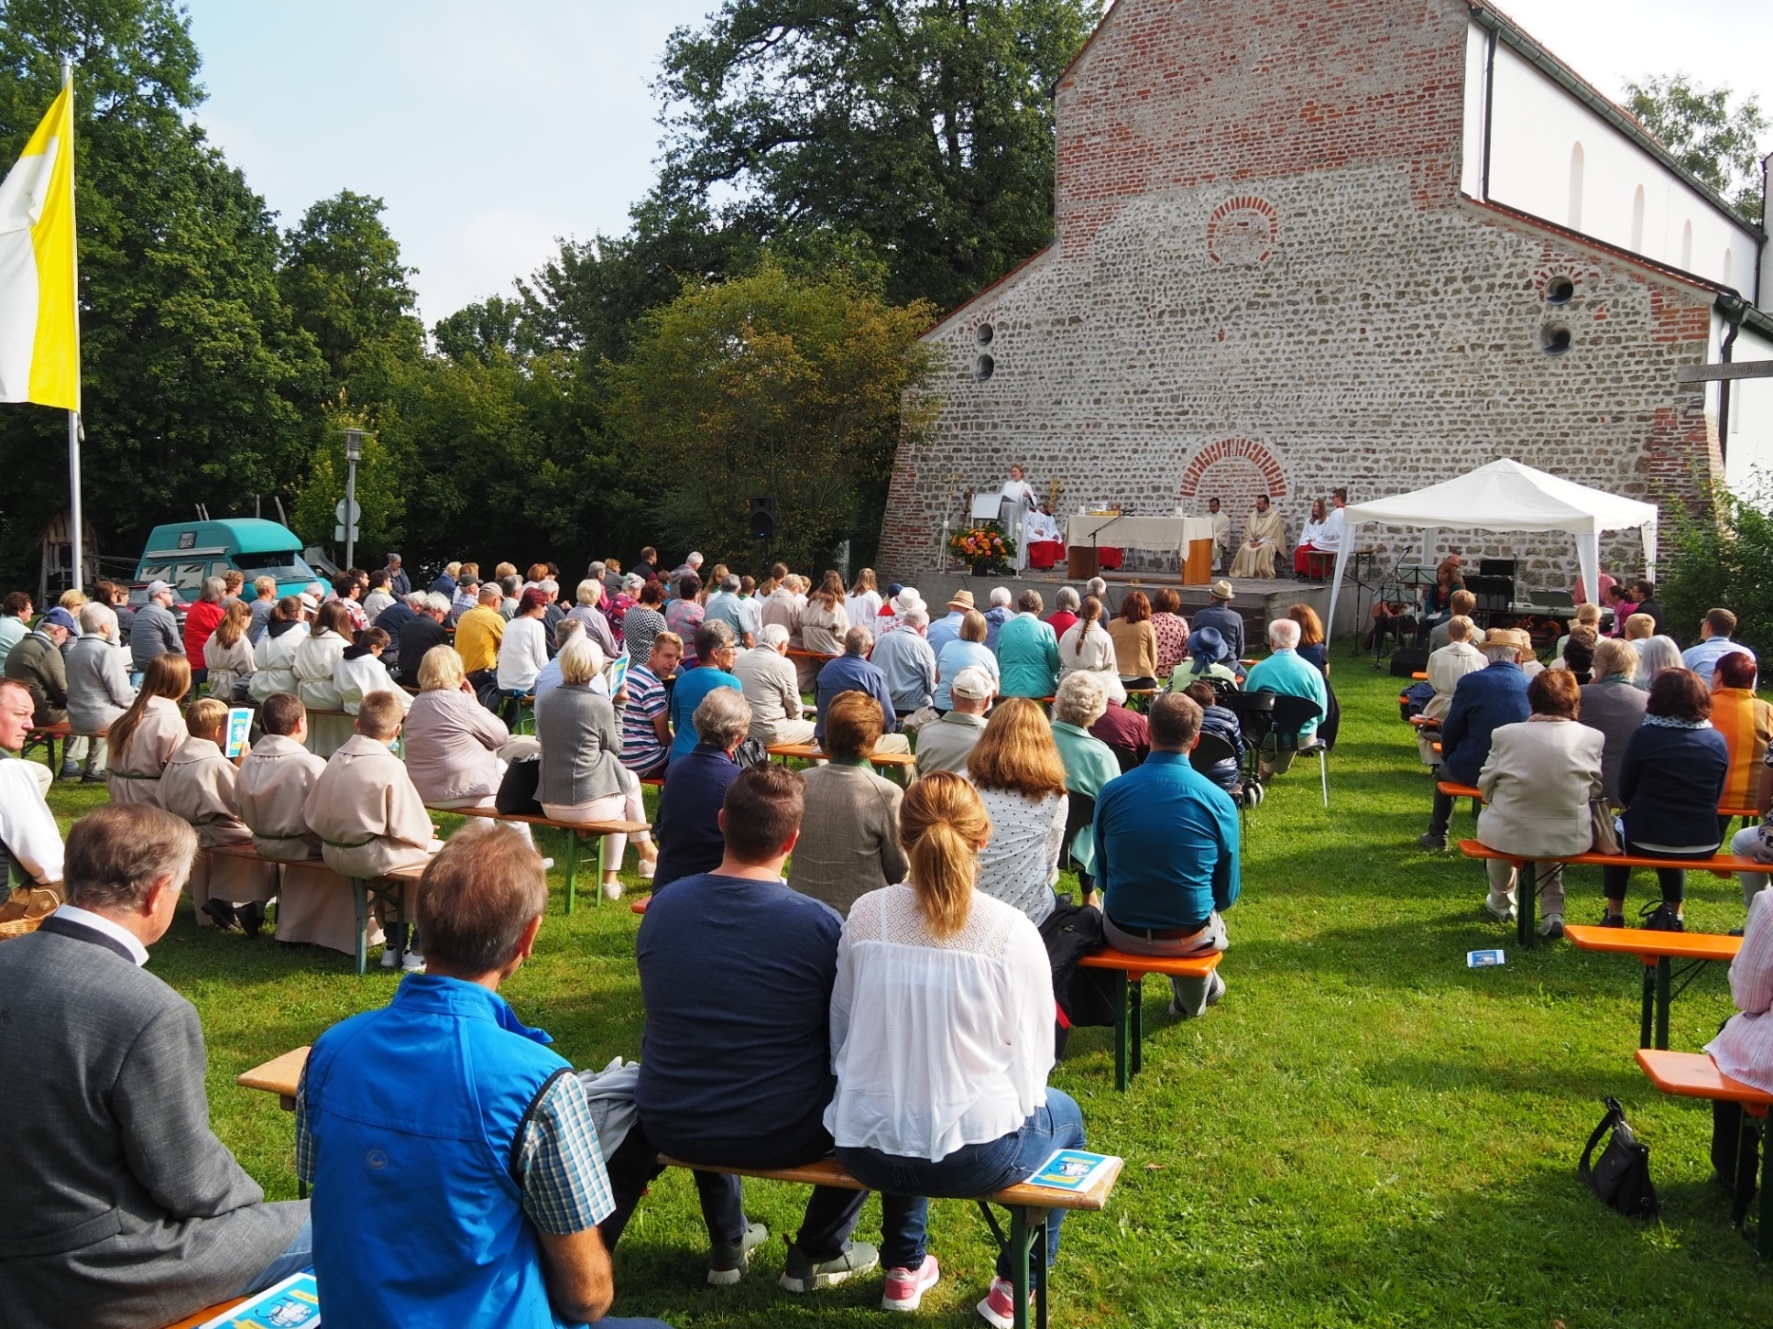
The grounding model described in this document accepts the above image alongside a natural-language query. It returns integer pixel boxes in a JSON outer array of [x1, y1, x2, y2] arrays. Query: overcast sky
[[182, 0, 1773, 326]]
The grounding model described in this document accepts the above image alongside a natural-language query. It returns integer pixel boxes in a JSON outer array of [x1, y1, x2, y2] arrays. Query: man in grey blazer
[[0, 804, 309, 1329]]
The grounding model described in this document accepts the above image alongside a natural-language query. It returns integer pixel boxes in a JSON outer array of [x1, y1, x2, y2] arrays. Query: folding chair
[[1266, 694, 1329, 807]]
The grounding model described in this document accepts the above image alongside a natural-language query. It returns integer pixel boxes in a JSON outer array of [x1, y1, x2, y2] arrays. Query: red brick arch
[[1178, 438, 1288, 507], [1206, 196, 1279, 267]]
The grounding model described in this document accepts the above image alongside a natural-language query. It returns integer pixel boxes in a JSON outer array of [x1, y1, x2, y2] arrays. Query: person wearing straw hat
[[1193, 581, 1245, 663], [926, 588, 975, 656]]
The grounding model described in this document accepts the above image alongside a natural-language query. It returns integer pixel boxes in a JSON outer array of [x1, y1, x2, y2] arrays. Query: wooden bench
[[1078, 947, 1224, 1091], [432, 805, 651, 913], [235, 1045, 1118, 1328], [1637, 1048, 1772, 1258], [765, 743, 918, 785], [1458, 840, 1763, 950], [1565, 924, 1740, 1050], [165, 1297, 248, 1327], [654, 1153, 1122, 1328], [209, 844, 419, 977], [22, 720, 72, 772]]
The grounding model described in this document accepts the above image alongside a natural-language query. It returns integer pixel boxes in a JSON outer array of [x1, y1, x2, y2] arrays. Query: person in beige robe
[[158, 701, 277, 930], [1228, 496, 1285, 579], [303, 694, 437, 964], [105, 693, 185, 807], [237, 695, 374, 955]]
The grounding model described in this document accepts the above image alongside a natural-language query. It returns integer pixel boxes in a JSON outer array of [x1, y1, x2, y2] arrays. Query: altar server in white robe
[[158, 698, 277, 929]]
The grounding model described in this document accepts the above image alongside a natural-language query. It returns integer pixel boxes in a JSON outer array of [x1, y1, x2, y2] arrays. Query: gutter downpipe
[[1480, 25, 1497, 200], [1716, 295, 1744, 469]]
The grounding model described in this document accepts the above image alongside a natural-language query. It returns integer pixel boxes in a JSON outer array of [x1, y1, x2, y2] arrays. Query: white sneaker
[[1538, 913, 1565, 939], [1484, 896, 1517, 924], [602, 880, 624, 901], [541, 858, 555, 870], [400, 950, 426, 972], [380, 947, 399, 969]]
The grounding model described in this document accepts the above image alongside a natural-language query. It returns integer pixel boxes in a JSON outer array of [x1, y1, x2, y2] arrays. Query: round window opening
[[976, 323, 995, 346], [1545, 276, 1575, 305], [1541, 324, 1572, 355], [974, 354, 995, 381]]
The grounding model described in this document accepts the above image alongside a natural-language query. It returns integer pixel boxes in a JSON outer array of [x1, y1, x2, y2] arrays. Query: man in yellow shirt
[[453, 583, 506, 684]]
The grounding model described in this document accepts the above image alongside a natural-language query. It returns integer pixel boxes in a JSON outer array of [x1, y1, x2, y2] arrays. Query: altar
[[1063, 514, 1218, 583]]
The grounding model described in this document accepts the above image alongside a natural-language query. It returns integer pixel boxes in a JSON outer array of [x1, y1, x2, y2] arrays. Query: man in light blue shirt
[[925, 590, 973, 656], [703, 576, 758, 649], [995, 591, 1060, 699], [813, 628, 910, 753], [1242, 617, 1327, 776], [868, 608, 938, 717], [1680, 607, 1753, 687]]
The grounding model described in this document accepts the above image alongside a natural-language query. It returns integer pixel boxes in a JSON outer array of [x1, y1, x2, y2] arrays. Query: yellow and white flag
[[0, 84, 79, 411]]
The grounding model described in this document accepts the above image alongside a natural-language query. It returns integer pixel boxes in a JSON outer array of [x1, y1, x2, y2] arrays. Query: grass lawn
[[38, 659, 1773, 1327]]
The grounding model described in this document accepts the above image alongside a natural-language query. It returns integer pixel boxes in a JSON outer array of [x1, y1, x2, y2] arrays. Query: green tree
[[279, 190, 423, 398], [289, 413, 407, 565], [653, 0, 1104, 312], [1659, 473, 1773, 660], [0, 0, 323, 585], [1625, 74, 1768, 224], [432, 295, 542, 365], [604, 256, 937, 572]]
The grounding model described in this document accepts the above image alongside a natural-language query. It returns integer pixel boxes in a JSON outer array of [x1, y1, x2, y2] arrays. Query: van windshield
[[232, 551, 316, 583]]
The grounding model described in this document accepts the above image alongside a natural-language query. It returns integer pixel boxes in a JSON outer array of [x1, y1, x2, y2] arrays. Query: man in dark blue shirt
[[1419, 628, 1531, 850], [1095, 692, 1240, 1018], [372, 592, 417, 657], [813, 627, 908, 752], [604, 765, 913, 1295]]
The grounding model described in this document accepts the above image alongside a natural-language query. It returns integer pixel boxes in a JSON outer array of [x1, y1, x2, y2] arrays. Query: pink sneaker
[[975, 1275, 1016, 1328], [880, 1254, 940, 1312]]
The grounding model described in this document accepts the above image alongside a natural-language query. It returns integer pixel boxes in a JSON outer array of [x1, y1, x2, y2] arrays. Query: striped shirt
[[621, 665, 668, 773]]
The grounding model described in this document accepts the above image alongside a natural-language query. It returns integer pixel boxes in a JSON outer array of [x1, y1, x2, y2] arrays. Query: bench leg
[[352, 879, 368, 977], [595, 831, 606, 909], [1758, 1115, 1772, 1260], [1130, 976, 1144, 1079], [563, 831, 578, 915], [1007, 1207, 1048, 1329], [1655, 957, 1672, 1051], [1112, 970, 1130, 1093], [1517, 861, 1537, 950], [1639, 961, 1655, 1049]]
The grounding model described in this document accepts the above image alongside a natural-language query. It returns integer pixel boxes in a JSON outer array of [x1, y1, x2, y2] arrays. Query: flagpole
[[62, 56, 83, 596]]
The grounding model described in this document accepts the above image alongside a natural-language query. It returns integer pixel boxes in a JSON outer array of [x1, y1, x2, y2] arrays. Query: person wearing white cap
[[869, 605, 938, 719], [129, 580, 183, 676], [914, 666, 993, 776], [877, 586, 924, 637]]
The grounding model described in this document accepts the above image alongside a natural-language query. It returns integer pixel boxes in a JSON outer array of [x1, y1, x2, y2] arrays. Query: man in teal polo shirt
[[1241, 617, 1327, 777], [995, 590, 1060, 700], [298, 824, 672, 1329], [1094, 692, 1239, 1018]]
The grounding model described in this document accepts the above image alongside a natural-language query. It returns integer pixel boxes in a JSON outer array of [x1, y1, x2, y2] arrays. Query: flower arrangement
[[948, 525, 1016, 574]]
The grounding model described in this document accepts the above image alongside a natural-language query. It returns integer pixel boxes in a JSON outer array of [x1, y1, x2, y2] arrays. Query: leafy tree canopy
[[279, 190, 423, 396], [650, 0, 1103, 313], [1625, 73, 1768, 224], [604, 255, 937, 572]]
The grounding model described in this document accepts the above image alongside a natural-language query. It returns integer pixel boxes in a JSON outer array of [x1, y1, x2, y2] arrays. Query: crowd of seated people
[[7, 545, 1767, 1328]]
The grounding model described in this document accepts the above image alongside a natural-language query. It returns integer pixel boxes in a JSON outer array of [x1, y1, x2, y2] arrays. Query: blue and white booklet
[[1025, 1148, 1118, 1193], [199, 1272, 320, 1327], [1467, 949, 1506, 968]]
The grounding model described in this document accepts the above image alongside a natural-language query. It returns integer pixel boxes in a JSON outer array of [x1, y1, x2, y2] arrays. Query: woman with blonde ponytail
[[826, 771, 1088, 1322]]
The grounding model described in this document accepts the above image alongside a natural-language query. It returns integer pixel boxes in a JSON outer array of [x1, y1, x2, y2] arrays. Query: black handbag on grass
[[1578, 1096, 1659, 1219]]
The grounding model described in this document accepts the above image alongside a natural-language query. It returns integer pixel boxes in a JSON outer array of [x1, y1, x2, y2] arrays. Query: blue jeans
[[233, 1204, 312, 1295], [836, 1090, 1087, 1276]]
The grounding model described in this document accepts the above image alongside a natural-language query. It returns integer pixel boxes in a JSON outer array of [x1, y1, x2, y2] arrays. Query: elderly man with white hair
[[812, 625, 910, 755], [735, 622, 816, 746], [1241, 617, 1328, 778], [869, 604, 938, 720], [66, 602, 134, 782], [982, 586, 1014, 652]]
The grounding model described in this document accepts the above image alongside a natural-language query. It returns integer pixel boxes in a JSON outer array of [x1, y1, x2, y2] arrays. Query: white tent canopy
[[1325, 459, 1659, 644]]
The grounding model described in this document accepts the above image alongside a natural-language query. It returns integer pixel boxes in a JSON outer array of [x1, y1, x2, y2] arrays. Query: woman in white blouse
[[496, 586, 552, 717], [966, 699, 1069, 926], [1056, 595, 1116, 679], [828, 771, 1088, 1324], [844, 567, 883, 635]]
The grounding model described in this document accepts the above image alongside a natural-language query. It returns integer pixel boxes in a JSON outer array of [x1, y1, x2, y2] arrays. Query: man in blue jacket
[[298, 824, 672, 1328], [1419, 627, 1532, 850]]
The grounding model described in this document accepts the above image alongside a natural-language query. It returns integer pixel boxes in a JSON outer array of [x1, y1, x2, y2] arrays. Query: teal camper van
[[130, 519, 318, 604]]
